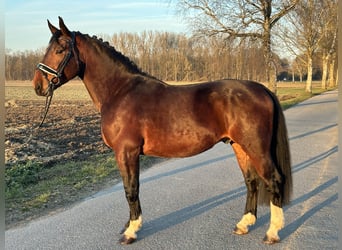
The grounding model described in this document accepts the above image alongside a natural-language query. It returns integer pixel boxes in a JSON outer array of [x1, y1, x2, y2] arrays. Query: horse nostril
[[35, 82, 42, 93]]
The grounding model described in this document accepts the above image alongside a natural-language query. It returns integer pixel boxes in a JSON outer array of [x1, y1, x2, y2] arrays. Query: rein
[[25, 93, 54, 143], [38, 92, 54, 128]]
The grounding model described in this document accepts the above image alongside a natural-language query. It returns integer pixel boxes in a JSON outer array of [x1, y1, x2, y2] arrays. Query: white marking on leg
[[265, 201, 284, 243], [123, 215, 143, 239], [235, 212, 256, 234]]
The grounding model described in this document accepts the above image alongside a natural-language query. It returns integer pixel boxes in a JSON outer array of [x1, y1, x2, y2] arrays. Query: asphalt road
[[6, 90, 338, 250]]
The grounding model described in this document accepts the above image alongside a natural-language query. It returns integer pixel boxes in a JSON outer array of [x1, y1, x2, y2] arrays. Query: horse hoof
[[119, 227, 126, 235], [119, 235, 136, 245], [233, 226, 248, 235], [263, 235, 280, 244]]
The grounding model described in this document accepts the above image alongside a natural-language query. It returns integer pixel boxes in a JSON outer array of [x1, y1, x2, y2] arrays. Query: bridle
[[37, 31, 80, 92], [35, 31, 81, 127]]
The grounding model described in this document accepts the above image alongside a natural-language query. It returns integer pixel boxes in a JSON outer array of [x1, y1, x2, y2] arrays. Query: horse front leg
[[234, 169, 259, 235], [115, 148, 142, 245]]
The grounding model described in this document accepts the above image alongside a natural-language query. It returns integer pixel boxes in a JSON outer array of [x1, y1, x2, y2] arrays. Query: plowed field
[[5, 81, 110, 168]]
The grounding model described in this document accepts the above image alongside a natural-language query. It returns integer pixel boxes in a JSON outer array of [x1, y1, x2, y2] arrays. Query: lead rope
[[38, 91, 54, 128], [25, 90, 54, 144]]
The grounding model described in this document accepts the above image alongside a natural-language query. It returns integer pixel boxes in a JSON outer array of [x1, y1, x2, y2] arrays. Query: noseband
[[36, 31, 80, 127]]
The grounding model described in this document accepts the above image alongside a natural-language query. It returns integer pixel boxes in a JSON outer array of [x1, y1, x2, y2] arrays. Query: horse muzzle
[[34, 80, 53, 97]]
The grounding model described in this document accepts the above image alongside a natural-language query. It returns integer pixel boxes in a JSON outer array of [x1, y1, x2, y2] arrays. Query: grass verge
[[277, 86, 332, 110], [5, 153, 158, 228]]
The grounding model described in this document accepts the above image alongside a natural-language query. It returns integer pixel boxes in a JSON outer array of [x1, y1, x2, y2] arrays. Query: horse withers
[[32, 17, 292, 245]]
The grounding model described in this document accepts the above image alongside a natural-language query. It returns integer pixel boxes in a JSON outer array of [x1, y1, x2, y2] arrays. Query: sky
[[5, 0, 188, 52]]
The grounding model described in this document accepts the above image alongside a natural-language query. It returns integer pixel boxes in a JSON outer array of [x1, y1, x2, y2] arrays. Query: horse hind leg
[[264, 201, 284, 244], [231, 143, 259, 235], [232, 143, 285, 244], [234, 170, 259, 235], [262, 168, 285, 244], [254, 157, 285, 244]]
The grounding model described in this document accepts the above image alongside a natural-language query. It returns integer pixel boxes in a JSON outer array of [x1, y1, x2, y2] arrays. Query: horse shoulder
[[100, 96, 143, 150]]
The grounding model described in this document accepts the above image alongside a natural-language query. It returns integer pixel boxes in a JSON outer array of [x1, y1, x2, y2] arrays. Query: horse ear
[[58, 16, 71, 37], [47, 19, 59, 34]]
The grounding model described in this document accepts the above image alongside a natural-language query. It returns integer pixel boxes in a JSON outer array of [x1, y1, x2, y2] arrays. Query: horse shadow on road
[[138, 185, 247, 240], [92, 151, 235, 198], [252, 175, 337, 241]]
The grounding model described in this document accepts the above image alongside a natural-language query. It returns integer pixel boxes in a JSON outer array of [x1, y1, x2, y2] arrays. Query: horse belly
[[142, 127, 220, 158]]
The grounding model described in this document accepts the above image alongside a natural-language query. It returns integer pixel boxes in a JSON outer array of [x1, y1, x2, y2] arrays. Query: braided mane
[[79, 32, 150, 77]]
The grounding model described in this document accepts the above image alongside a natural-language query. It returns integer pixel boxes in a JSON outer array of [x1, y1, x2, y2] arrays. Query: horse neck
[[76, 35, 140, 111]]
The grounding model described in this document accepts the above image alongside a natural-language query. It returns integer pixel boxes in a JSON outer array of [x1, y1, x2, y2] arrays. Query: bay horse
[[32, 17, 292, 245]]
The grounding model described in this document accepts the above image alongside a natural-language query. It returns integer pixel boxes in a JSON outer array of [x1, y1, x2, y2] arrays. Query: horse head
[[32, 17, 81, 96]]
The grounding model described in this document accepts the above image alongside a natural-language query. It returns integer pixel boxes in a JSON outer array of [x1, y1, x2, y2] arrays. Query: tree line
[[5, 48, 44, 81], [4, 31, 322, 83]]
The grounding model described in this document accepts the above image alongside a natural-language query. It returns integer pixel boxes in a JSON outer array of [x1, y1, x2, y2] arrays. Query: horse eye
[[56, 48, 64, 54]]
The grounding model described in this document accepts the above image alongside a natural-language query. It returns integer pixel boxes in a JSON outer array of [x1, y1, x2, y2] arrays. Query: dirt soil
[[5, 99, 111, 167]]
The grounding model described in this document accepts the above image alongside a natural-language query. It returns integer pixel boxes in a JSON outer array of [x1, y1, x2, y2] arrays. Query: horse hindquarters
[[230, 86, 292, 244]]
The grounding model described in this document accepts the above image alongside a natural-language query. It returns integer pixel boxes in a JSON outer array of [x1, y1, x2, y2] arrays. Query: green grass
[[6, 154, 114, 215], [5, 152, 157, 226], [277, 86, 334, 110]]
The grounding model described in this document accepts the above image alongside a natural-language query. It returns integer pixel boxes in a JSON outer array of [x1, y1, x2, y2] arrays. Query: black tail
[[259, 88, 293, 206]]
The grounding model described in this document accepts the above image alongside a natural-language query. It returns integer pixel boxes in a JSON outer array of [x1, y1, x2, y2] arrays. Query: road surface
[[6, 90, 338, 250]]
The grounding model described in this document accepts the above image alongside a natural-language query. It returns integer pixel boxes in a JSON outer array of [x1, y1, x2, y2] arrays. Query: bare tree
[[319, 1, 337, 89], [173, 0, 299, 92], [322, 28, 337, 89], [280, 0, 330, 93], [291, 57, 306, 82]]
